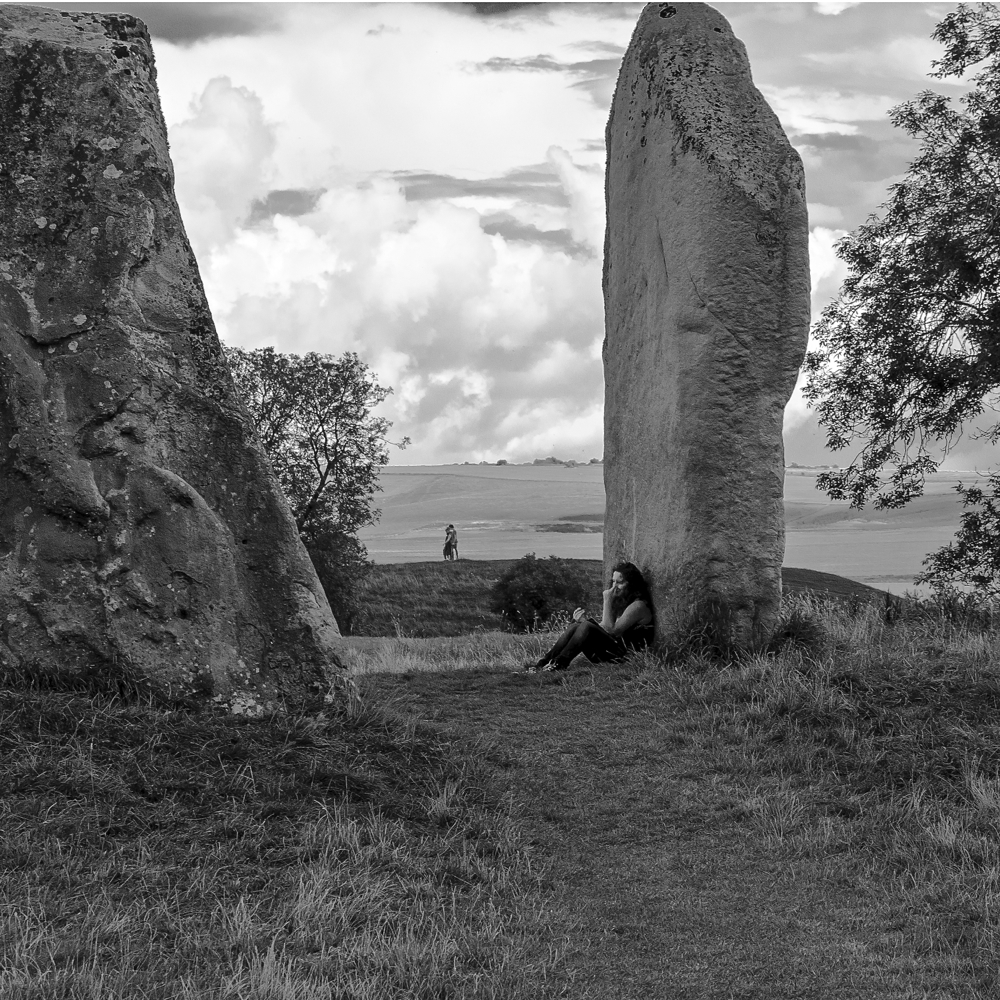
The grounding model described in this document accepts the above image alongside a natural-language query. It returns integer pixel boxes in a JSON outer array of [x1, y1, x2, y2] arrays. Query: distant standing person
[[443, 524, 458, 561]]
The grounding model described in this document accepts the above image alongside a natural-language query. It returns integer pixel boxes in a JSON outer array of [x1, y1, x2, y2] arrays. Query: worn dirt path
[[365, 664, 968, 999]]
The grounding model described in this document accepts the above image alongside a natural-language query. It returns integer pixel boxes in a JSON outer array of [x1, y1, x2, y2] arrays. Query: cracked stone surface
[[0, 7, 345, 702], [603, 2, 810, 644]]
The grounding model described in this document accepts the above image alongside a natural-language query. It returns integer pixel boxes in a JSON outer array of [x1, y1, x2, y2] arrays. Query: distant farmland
[[358, 464, 981, 595]]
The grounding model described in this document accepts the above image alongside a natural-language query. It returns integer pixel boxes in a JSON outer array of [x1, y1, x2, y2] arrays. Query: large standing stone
[[603, 3, 810, 645], [0, 7, 345, 704]]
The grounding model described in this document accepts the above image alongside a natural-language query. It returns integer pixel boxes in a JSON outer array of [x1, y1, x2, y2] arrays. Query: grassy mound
[[353, 560, 881, 637], [782, 565, 884, 600]]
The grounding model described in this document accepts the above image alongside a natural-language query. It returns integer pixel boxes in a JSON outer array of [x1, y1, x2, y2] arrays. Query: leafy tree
[[915, 473, 1000, 598], [490, 554, 591, 632], [224, 346, 408, 539], [224, 346, 408, 633], [804, 3, 1000, 513]]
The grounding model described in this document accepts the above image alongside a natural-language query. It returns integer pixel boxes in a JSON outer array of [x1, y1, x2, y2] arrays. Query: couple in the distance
[[525, 561, 654, 673], [443, 524, 458, 561]]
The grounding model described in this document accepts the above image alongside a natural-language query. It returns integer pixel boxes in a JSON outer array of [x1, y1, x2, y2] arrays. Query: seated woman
[[525, 561, 654, 672]]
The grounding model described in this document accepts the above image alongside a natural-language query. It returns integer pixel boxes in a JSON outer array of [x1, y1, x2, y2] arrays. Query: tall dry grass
[[341, 630, 562, 676], [640, 591, 1000, 972]]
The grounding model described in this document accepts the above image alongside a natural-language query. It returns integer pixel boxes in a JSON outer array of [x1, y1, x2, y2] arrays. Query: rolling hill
[[358, 465, 986, 595]]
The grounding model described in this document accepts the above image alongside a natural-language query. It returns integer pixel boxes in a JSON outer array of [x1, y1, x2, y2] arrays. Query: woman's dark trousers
[[539, 620, 626, 670]]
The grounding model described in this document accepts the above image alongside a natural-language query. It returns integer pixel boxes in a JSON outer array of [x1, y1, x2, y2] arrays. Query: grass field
[[352, 558, 884, 637], [6, 564, 1000, 997], [358, 465, 985, 594], [0, 686, 561, 998], [354, 591, 1000, 997]]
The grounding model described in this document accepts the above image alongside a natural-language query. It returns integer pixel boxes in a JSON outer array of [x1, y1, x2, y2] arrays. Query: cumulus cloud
[[804, 34, 950, 86], [545, 145, 604, 251], [150, 2, 956, 468], [809, 226, 850, 315], [814, 2, 861, 15], [170, 79, 607, 464], [783, 226, 850, 435], [761, 85, 896, 135], [169, 77, 276, 249], [807, 202, 844, 226]]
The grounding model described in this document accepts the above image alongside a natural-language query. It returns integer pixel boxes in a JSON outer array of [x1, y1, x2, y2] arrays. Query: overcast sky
[[51, 1, 983, 467]]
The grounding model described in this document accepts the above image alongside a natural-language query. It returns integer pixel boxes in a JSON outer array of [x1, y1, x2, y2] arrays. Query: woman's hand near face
[[602, 570, 625, 631]]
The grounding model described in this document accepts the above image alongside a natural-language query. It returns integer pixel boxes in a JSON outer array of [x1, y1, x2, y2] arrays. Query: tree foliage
[[224, 346, 408, 633], [804, 3, 1000, 511], [224, 346, 407, 540], [490, 554, 592, 632], [916, 473, 1000, 599]]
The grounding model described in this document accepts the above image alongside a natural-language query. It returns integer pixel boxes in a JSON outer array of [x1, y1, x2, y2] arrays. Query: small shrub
[[489, 553, 591, 632], [304, 529, 373, 635]]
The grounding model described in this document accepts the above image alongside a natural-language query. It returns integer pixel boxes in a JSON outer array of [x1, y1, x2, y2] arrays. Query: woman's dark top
[[619, 620, 654, 651], [593, 599, 654, 653]]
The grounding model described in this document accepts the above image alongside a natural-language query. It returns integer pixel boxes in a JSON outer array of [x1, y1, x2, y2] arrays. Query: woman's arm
[[599, 587, 615, 631], [608, 600, 652, 636]]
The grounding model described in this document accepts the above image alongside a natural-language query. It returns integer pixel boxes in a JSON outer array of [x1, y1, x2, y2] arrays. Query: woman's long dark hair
[[611, 561, 653, 620]]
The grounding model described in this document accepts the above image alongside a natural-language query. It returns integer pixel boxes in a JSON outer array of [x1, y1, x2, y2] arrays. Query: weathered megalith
[[603, 3, 810, 645], [0, 7, 346, 704]]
